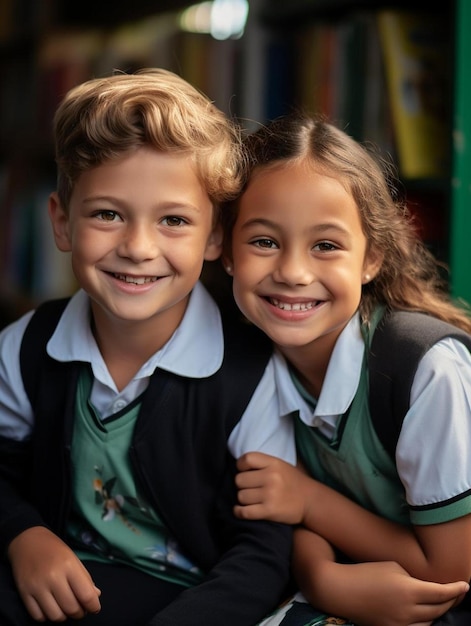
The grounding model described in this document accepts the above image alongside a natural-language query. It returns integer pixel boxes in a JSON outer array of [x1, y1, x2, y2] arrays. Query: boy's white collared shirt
[[47, 282, 224, 418]]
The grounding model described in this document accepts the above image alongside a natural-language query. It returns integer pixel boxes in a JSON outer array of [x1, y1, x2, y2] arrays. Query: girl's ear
[[362, 248, 383, 284], [221, 249, 233, 275], [48, 192, 72, 252], [204, 222, 223, 261]]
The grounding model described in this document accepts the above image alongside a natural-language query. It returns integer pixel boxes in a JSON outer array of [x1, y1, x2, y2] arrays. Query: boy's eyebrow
[[81, 195, 119, 204], [81, 196, 205, 212]]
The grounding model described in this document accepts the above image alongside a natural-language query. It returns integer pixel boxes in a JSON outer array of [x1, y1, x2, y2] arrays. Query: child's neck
[[283, 349, 326, 399], [91, 305, 186, 391], [98, 334, 157, 392], [280, 335, 337, 399]]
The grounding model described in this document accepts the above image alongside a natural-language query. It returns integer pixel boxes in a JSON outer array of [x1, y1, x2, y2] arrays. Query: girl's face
[[229, 161, 381, 360]]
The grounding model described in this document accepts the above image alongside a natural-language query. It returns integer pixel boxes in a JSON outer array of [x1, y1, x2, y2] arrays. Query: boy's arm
[[8, 526, 101, 621], [293, 528, 469, 626], [0, 435, 45, 551], [0, 313, 45, 552], [0, 313, 101, 622], [235, 452, 471, 585], [0, 318, 100, 621], [148, 464, 292, 626], [0, 436, 102, 621]]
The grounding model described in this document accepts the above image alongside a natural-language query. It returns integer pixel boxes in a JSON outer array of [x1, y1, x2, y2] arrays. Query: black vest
[[18, 298, 272, 570]]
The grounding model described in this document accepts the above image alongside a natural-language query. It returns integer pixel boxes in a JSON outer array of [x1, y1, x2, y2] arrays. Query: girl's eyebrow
[[240, 217, 351, 237], [313, 222, 351, 236], [238, 217, 276, 230]]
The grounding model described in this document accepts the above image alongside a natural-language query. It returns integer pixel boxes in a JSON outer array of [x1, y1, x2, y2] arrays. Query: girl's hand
[[293, 528, 470, 626], [234, 451, 310, 523], [316, 560, 469, 626], [8, 526, 101, 622]]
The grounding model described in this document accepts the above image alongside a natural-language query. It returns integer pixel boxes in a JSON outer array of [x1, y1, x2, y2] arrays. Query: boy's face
[[229, 162, 381, 364], [49, 147, 220, 334]]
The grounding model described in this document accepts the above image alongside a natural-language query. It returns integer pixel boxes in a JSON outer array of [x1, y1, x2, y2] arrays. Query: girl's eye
[[162, 216, 187, 227], [95, 210, 120, 222], [252, 238, 278, 249], [314, 241, 337, 252]]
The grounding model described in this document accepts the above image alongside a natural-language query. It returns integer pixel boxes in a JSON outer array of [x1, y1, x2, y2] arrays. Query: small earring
[[225, 265, 233, 275], [363, 273, 371, 283]]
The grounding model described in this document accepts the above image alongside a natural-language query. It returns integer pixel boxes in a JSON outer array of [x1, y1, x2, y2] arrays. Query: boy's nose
[[118, 224, 159, 261]]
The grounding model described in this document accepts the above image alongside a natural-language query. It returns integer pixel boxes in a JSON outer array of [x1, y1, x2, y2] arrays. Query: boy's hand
[[234, 451, 310, 524], [8, 526, 101, 622]]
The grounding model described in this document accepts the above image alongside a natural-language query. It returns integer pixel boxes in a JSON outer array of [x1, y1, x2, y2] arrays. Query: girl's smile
[[261, 295, 326, 320], [230, 160, 381, 367]]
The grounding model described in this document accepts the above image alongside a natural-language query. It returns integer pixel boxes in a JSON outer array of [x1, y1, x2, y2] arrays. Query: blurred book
[[377, 10, 451, 179]]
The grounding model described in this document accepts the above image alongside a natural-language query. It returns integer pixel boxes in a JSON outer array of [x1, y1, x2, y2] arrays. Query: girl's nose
[[273, 250, 314, 286]]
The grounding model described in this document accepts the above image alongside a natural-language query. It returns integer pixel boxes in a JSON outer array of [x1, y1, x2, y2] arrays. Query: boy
[[0, 69, 295, 625]]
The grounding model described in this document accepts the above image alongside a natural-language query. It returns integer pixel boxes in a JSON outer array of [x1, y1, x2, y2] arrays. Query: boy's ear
[[204, 222, 223, 261], [362, 247, 383, 284], [48, 192, 72, 252]]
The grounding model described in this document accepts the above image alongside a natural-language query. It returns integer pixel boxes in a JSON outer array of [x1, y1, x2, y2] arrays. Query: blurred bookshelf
[[0, 0, 470, 328]]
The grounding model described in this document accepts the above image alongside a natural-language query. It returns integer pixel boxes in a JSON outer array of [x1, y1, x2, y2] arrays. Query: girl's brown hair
[[223, 112, 471, 332]]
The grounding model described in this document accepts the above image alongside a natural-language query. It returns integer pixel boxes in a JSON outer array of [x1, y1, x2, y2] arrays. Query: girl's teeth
[[270, 298, 314, 311]]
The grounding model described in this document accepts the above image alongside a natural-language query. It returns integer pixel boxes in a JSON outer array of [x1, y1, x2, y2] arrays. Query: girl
[[222, 113, 471, 626]]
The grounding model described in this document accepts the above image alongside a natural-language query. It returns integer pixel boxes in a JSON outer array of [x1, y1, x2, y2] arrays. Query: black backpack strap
[[369, 310, 471, 459], [20, 298, 71, 407]]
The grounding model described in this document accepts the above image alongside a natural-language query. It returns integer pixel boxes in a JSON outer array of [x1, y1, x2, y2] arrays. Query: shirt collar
[[317, 313, 364, 416], [274, 313, 365, 427], [47, 281, 224, 380]]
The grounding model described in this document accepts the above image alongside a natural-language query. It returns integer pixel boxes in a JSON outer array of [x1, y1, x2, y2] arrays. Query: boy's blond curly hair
[[53, 68, 243, 210]]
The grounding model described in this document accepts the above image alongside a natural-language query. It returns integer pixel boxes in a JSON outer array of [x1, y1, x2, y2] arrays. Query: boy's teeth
[[114, 274, 157, 284], [270, 298, 314, 311]]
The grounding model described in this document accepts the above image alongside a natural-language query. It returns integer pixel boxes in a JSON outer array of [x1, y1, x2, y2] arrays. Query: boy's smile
[[112, 273, 158, 285], [230, 161, 380, 368], [48, 146, 221, 347]]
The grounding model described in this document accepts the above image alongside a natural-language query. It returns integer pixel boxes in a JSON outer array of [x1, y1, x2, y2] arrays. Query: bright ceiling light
[[179, 0, 249, 40]]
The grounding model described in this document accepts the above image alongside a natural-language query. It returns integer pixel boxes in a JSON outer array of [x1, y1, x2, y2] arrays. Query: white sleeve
[[228, 357, 296, 465], [396, 337, 471, 508], [0, 311, 35, 440]]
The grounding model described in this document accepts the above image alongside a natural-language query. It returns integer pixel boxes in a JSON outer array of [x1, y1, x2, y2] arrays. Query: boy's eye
[[162, 216, 187, 227], [96, 210, 120, 222], [252, 238, 278, 249], [314, 241, 337, 252]]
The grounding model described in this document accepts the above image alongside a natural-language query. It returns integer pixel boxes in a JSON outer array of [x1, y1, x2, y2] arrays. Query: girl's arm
[[236, 339, 471, 590], [293, 528, 469, 626], [234, 452, 471, 584]]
